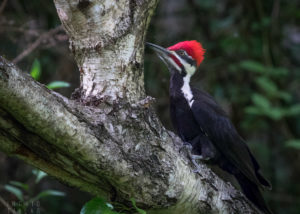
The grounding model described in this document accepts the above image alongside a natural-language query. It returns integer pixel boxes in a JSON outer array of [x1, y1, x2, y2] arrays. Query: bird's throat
[[170, 71, 194, 107], [181, 75, 194, 107]]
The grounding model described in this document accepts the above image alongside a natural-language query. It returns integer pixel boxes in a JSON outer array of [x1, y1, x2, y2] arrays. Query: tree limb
[[12, 25, 64, 64], [0, 194, 18, 214], [0, 0, 262, 213]]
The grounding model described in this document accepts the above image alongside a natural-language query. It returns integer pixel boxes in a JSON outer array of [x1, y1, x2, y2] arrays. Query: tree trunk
[[0, 0, 261, 213]]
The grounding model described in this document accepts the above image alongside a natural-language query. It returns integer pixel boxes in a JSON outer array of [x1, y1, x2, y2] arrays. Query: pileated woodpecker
[[147, 41, 272, 214]]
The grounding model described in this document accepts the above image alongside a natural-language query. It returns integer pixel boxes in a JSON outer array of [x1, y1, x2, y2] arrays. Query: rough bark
[[0, 0, 262, 213]]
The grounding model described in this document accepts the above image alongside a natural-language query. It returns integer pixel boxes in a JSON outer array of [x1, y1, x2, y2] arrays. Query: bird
[[146, 40, 272, 214]]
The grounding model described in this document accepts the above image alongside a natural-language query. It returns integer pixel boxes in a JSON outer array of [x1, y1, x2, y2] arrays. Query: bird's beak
[[146, 42, 180, 72]]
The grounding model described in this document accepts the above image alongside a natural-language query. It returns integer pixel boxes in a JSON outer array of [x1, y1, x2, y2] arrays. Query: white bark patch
[[81, 34, 139, 101], [57, 8, 69, 21]]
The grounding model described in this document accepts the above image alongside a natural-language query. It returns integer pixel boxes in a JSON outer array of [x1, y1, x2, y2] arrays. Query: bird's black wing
[[190, 88, 264, 187]]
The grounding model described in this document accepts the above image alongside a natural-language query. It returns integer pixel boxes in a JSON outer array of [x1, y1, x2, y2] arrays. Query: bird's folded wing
[[190, 90, 262, 187]]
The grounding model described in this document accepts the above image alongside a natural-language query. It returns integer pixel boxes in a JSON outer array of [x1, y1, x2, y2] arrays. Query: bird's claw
[[190, 157, 202, 173], [192, 168, 201, 173], [179, 142, 210, 173], [179, 142, 193, 154], [191, 154, 210, 161], [180, 143, 203, 173]]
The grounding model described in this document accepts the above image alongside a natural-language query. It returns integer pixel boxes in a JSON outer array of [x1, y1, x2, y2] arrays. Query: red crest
[[168, 40, 205, 67]]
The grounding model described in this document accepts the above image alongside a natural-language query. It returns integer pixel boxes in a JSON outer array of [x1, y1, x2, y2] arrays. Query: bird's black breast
[[170, 95, 200, 142], [169, 71, 204, 144]]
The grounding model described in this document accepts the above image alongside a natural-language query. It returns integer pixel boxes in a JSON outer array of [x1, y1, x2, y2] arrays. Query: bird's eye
[[178, 50, 185, 56]]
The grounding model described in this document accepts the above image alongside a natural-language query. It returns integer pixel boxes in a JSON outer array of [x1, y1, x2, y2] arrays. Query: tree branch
[[0, 0, 262, 213], [0, 194, 18, 214], [12, 25, 64, 64]]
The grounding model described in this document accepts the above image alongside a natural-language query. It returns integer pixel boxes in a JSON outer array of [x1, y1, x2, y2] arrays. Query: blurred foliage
[[47, 81, 70, 89], [3, 169, 65, 213], [130, 198, 147, 214], [29, 58, 71, 89], [0, 1, 88, 213], [80, 197, 118, 214], [0, 0, 299, 213], [80, 197, 147, 214], [30, 59, 41, 80]]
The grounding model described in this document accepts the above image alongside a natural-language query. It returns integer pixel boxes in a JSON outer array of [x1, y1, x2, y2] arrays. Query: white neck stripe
[[181, 75, 194, 107], [171, 51, 195, 107]]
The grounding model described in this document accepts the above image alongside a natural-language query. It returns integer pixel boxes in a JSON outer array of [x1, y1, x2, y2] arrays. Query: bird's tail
[[235, 172, 273, 214]]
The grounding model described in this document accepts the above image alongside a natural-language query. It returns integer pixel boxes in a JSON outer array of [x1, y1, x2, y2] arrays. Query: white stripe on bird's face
[[172, 51, 196, 76], [171, 51, 195, 107]]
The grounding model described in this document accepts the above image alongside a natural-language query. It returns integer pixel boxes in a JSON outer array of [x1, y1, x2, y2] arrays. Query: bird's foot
[[190, 155, 211, 173], [179, 142, 211, 173], [191, 154, 211, 161], [179, 142, 193, 154], [180, 143, 204, 173], [190, 158, 202, 173]]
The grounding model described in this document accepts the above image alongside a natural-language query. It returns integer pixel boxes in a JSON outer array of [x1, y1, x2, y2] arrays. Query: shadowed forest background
[[0, 0, 300, 213]]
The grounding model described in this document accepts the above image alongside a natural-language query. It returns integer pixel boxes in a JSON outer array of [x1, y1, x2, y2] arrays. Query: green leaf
[[252, 93, 270, 109], [239, 61, 289, 77], [240, 60, 266, 74], [47, 81, 70, 89], [106, 203, 114, 210], [265, 108, 285, 120], [245, 106, 285, 120], [30, 190, 65, 203], [80, 197, 118, 214], [9, 181, 29, 191], [286, 139, 300, 149], [261, 17, 270, 27], [4, 184, 23, 201], [245, 106, 263, 115], [255, 77, 277, 95], [278, 92, 292, 102], [268, 67, 289, 77], [30, 59, 41, 80], [286, 104, 300, 116], [255, 77, 292, 102], [130, 198, 146, 214], [32, 169, 47, 183]]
